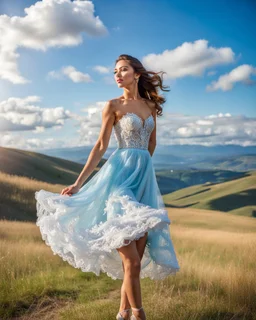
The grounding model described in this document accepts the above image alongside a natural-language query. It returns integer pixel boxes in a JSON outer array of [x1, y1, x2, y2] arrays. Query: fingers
[[61, 187, 69, 195], [61, 187, 73, 196]]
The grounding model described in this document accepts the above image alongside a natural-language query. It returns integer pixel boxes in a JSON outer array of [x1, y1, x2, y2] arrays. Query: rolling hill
[[163, 170, 256, 217]]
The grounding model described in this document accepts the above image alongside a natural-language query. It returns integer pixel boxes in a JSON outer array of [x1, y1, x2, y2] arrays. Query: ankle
[[131, 306, 143, 312], [131, 306, 145, 319], [119, 306, 131, 310], [119, 308, 131, 314]]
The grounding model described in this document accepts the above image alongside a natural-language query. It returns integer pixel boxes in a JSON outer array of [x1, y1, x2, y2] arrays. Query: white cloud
[[0, 133, 78, 149], [93, 65, 111, 74], [76, 101, 115, 146], [47, 66, 93, 82], [206, 64, 256, 91], [0, 0, 108, 84], [142, 39, 235, 79], [0, 95, 74, 132], [207, 70, 217, 76], [62, 66, 93, 83], [47, 70, 64, 80], [157, 112, 256, 146]]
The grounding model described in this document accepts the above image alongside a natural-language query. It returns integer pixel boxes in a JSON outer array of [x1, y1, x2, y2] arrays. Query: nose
[[115, 70, 122, 78]]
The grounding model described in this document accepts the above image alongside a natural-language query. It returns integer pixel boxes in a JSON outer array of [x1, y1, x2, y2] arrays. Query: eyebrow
[[114, 65, 129, 71]]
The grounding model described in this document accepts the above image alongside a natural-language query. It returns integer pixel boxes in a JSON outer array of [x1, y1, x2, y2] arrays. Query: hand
[[60, 183, 80, 196]]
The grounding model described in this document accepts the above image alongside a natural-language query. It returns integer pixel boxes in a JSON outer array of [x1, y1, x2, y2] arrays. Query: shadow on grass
[[1, 289, 80, 319], [165, 202, 199, 208], [174, 188, 211, 201], [209, 188, 256, 213]]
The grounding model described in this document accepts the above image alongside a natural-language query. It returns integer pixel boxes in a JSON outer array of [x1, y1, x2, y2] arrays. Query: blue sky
[[0, 0, 255, 150]]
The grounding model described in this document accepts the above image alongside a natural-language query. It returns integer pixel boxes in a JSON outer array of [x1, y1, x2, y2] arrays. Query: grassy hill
[[0, 146, 107, 221], [0, 146, 107, 185], [0, 208, 255, 319], [156, 168, 247, 194], [163, 170, 256, 217]]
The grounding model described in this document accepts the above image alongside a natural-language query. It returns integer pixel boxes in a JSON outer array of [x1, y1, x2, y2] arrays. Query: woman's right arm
[[74, 100, 116, 189]]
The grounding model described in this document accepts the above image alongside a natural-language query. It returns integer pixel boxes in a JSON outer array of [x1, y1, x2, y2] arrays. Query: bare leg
[[118, 261, 131, 319], [116, 232, 148, 320]]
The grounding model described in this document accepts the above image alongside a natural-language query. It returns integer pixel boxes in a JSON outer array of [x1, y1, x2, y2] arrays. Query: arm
[[148, 106, 157, 157], [74, 100, 115, 188]]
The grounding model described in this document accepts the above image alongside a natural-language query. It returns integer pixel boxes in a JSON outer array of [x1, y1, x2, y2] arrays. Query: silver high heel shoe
[[116, 308, 131, 320], [130, 306, 145, 320]]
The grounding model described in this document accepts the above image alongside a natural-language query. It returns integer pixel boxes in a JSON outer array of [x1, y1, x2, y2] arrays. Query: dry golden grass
[[0, 207, 256, 319]]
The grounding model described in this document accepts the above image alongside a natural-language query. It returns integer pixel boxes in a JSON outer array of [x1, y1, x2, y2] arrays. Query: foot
[[131, 306, 146, 320], [116, 308, 131, 320]]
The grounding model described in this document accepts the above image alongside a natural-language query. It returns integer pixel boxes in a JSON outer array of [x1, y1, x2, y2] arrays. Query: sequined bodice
[[113, 112, 155, 150]]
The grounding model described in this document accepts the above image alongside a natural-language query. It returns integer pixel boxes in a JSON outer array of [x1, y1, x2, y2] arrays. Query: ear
[[135, 73, 141, 79]]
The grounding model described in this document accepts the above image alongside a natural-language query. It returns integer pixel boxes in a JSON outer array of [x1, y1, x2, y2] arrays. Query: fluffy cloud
[[93, 65, 111, 74], [157, 112, 256, 146], [142, 39, 235, 79], [0, 96, 74, 132], [48, 66, 93, 83], [0, 133, 76, 149], [75, 101, 115, 146], [0, 0, 108, 84], [206, 64, 256, 91]]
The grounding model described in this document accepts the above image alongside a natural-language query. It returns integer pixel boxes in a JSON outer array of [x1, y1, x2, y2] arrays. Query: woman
[[35, 54, 180, 320]]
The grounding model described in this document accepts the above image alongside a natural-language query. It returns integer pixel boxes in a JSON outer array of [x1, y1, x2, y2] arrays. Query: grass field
[[0, 207, 255, 320]]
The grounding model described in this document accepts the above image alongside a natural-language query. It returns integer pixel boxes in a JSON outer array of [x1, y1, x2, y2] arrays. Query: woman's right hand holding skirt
[[60, 183, 80, 196]]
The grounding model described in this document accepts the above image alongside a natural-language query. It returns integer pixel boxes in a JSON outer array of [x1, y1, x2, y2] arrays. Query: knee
[[124, 258, 141, 276]]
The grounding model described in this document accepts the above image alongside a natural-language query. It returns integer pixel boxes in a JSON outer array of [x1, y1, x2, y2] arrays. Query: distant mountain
[[35, 144, 256, 171], [190, 154, 256, 171], [163, 170, 256, 217]]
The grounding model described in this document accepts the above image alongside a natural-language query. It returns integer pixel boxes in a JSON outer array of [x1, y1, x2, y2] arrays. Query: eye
[[114, 68, 127, 74]]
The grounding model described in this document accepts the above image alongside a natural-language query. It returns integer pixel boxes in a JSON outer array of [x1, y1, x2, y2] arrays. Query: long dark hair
[[115, 54, 170, 116]]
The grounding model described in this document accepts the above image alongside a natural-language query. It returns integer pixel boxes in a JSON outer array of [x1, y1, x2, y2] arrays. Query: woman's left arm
[[148, 106, 157, 156]]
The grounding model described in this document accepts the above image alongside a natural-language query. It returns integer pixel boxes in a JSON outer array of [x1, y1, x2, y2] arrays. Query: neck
[[122, 88, 142, 100]]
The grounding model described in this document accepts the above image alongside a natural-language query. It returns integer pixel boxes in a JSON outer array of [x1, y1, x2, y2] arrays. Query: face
[[114, 60, 138, 87]]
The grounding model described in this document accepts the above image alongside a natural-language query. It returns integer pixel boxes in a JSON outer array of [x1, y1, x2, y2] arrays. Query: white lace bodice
[[113, 112, 155, 150]]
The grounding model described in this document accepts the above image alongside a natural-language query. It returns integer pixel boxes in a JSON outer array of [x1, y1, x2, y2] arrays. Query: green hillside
[[163, 170, 256, 217], [157, 168, 247, 195]]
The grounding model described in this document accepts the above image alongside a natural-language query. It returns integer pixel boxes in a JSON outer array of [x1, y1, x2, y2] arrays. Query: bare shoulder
[[109, 97, 122, 106], [102, 99, 116, 115], [107, 97, 123, 117]]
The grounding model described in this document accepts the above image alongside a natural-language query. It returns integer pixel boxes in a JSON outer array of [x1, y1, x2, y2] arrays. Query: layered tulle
[[35, 147, 180, 280]]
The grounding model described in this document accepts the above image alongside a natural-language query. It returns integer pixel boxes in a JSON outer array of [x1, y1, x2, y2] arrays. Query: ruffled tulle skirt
[[35, 147, 180, 280]]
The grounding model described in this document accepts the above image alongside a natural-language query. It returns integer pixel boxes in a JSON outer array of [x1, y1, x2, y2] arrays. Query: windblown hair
[[115, 54, 170, 117]]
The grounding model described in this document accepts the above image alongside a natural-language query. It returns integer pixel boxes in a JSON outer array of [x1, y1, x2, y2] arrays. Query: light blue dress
[[35, 112, 180, 280]]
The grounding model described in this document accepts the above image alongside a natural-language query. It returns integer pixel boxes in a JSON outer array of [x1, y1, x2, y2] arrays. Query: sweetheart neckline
[[114, 112, 154, 128]]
